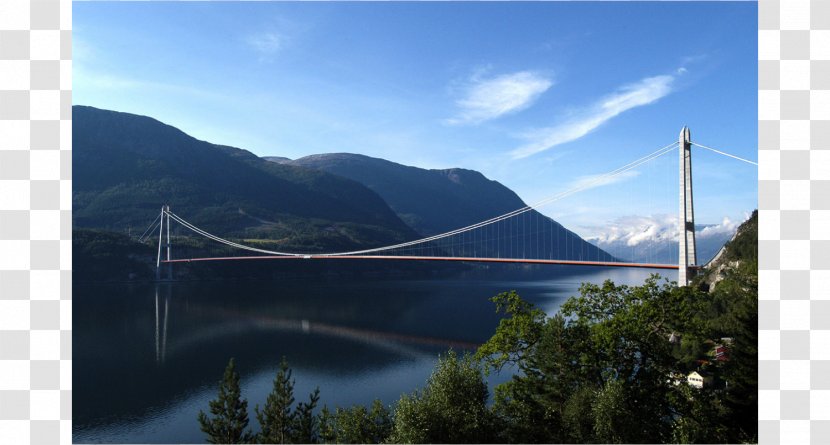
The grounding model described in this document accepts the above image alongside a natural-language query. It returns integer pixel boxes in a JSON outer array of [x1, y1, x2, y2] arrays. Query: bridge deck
[[162, 255, 682, 270]]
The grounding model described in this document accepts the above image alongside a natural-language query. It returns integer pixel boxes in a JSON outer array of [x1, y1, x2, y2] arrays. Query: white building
[[687, 371, 713, 388]]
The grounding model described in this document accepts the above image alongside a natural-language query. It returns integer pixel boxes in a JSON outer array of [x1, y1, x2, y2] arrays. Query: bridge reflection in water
[[154, 286, 169, 364], [152, 284, 480, 365]]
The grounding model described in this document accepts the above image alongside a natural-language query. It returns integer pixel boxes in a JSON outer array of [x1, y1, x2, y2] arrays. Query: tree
[[366, 399, 393, 443], [256, 358, 297, 444], [197, 358, 254, 444], [670, 385, 730, 444], [390, 351, 493, 443], [590, 379, 626, 444], [477, 279, 723, 443], [709, 264, 758, 442], [256, 357, 323, 444], [318, 406, 336, 444], [318, 400, 392, 444], [475, 291, 547, 372], [477, 292, 595, 443], [290, 387, 320, 443]]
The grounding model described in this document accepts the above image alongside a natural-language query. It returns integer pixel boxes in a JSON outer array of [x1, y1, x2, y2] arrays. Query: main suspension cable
[[691, 141, 758, 166]]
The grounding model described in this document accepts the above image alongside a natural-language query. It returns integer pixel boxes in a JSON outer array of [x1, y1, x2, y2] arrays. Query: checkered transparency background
[[0, 0, 72, 443], [0, 0, 824, 444], [757, 0, 830, 444]]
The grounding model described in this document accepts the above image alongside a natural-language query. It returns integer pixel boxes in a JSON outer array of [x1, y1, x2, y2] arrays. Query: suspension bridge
[[139, 127, 756, 285]]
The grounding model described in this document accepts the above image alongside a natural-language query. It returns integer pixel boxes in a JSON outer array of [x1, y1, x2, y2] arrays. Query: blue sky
[[74, 2, 757, 239]]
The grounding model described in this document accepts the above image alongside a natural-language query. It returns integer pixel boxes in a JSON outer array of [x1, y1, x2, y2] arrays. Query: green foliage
[[670, 385, 731, 444], [721, 209, 758, 265], [318, 400, 392, 444], [476, 208, 759, 444], [590, 379, 626, 444], [198, 358, 254, 444], [710, 266, 758, 441], [318, 406, 336, 443], [475, 291, 547, 372], [700, 210, 758, 287], [291, 388, 320, 444], [560, 386, 596, 443], [477, 277, 725, 443], [255, 357, 322, 444], [256, 358, 296, 444], [483, 310, 594, 443], [390, 351, 494, 444], [700, 210, 758, 442]]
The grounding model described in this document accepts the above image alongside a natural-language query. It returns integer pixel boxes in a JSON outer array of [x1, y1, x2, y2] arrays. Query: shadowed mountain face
[[72, 106, 418, 252], [289, 153, 525, 235], [286, 153, 615, 262]]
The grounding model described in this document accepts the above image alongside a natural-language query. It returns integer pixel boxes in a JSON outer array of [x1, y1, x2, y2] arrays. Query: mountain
[[283, 153, 614, 262], [699, 210, 758, 290], [73, 106, 611, 262], [73, 106, 418, 252]]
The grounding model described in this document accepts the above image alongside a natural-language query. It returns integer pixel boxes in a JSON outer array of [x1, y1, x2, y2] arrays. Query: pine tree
[[291, 387, 321, 443], [318, 405, 336, 443], [256, 357, 297, 444], [197, 358, 253, 444]]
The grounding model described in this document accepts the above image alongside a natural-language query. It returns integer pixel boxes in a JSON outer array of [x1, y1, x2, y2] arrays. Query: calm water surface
[[74, 266, 668, 443]]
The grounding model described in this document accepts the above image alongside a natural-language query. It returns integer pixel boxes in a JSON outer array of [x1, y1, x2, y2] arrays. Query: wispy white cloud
[[446, 70, 553, 125], [245, 31, 284, 60], [510, 73, 676, 159]]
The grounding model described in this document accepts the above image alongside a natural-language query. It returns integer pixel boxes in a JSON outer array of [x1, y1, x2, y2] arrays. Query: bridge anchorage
[[142, 127, 756, 285]]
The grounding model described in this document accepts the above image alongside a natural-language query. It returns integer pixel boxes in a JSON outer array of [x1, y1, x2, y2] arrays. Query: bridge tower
[[678, 126, 697, 286], [155, 205, 173, 281], [165, 205, 172, 280]]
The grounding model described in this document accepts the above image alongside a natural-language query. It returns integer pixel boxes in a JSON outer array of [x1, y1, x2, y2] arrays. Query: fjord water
[[74, 266, 666, 443]]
